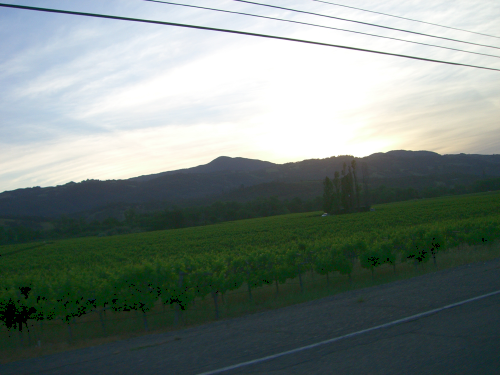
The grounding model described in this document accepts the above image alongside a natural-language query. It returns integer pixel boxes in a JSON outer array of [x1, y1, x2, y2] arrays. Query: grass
[[2, 240, 500, 364]]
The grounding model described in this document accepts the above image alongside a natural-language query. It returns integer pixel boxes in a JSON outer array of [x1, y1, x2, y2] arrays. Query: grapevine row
[[2, 217, 499, 336]]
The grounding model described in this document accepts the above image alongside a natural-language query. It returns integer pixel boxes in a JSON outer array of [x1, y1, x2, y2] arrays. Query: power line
[[229, 0, 500, 50], [0, 3, 499, 72], [310, 0, 500, 40], [140, 0, 500, 59]]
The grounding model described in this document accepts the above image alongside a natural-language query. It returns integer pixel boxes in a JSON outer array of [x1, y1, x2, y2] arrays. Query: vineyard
[[1, 191, 500, 355]]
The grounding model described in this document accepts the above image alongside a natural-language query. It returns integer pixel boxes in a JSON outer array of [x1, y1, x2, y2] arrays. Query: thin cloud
[[0, 0, 499, 192]]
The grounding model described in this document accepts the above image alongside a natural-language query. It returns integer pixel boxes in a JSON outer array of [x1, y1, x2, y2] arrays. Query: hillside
[[129, 156, 276, 182], [1, 150, 500, 219]]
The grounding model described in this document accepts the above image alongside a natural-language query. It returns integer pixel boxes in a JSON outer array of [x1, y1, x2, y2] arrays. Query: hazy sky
[[1, 0, 499, 193]]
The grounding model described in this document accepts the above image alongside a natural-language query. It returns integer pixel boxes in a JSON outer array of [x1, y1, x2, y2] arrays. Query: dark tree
[[351, 159, 361, 210], [323, 177, 334, 213], [361, 161, 371, 209], [332, 171, 341, 214]]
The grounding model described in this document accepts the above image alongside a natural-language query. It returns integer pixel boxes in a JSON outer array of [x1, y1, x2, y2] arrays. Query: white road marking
[[197, 289, 500, 375]]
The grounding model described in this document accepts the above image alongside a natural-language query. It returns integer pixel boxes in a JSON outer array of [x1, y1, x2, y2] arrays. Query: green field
[[1, 191, 500, 361], [2, 192, 499, 277]]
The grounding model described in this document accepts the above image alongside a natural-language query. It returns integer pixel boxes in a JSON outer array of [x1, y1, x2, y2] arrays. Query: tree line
[[2, 175, 500, 245], [0, 196, 322, 245]]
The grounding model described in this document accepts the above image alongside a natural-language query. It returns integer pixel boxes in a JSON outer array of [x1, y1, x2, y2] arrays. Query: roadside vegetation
[[1, 191, 500, 363]]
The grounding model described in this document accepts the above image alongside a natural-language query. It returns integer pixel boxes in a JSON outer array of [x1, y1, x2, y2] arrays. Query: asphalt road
[[220, 293, 500, 374], [2, 258, 500, 375]]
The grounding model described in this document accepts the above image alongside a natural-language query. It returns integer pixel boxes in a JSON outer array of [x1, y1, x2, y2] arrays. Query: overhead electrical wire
[[228, 0, 500, 50], [140, 0, 500, 59], [310, 0, 500, 40], [0, 3, 499, 72]]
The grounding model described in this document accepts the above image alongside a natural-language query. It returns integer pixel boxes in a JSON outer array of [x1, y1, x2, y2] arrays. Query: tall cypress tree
[[322, 177, 334, 213], [341, 162, 355, 213], [348, 164, 355, 212], [361, 162, 371, 209], [351, 159, 361, 210], [340, 163, 349, 212], [333, 171, 341, 214]]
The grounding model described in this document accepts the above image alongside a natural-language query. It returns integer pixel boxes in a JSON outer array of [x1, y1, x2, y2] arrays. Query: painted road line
[[196, 289, 500, 375]]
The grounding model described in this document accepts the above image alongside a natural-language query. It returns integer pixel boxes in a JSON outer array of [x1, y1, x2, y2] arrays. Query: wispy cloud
[[1, 0, 499, 192]]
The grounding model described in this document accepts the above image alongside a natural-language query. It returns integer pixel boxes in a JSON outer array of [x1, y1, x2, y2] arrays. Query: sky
[[0, 0, 499, 193]]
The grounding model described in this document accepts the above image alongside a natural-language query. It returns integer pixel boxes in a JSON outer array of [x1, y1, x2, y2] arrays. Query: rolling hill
[[1, 150, 500, 219]]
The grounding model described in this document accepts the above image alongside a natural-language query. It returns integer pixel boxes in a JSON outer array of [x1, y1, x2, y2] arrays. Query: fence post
[[211, 291, 219, 320], [298, 265, 303, 292], [453, 231, 461, 251], [99, 308, 107, 336], [142, 310, 149, 331], [174, 271, 185, 326], [245, 261, 252, 302], [309, 251, 315, 280], [296, 253, 304, 292], [67, 320, 73, 343]]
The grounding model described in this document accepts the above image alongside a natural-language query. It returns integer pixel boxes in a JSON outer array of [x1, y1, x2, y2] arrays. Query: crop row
[[2, 215, 499, 335], [2, 192, 500, 282]]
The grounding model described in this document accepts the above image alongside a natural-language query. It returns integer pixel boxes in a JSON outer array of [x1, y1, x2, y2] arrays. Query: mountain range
[[1, 150, 499, 219]]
